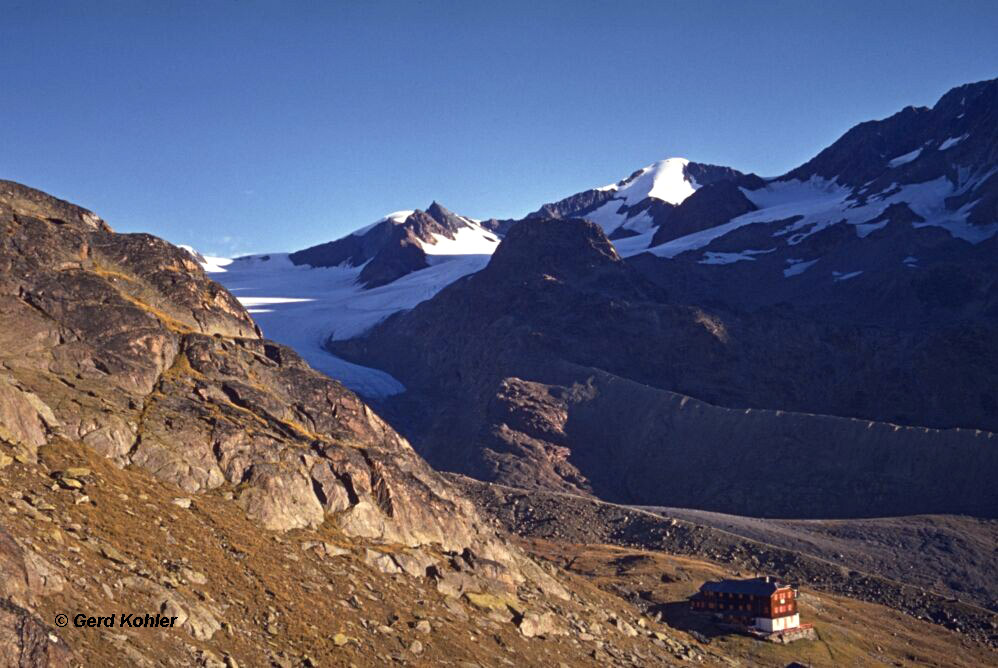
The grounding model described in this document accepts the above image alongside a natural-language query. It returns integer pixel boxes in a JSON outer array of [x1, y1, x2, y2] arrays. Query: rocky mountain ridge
[[260, 78, 996, 297], [525, 159, 758, 241], [287, 201, 499, 288], [199, 81, 998, 408]]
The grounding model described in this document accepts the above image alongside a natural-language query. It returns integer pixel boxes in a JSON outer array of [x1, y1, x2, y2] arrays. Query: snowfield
[[648, 171, 998, 259], [421, 221, 501, 257], [200, 249, 493, 397]]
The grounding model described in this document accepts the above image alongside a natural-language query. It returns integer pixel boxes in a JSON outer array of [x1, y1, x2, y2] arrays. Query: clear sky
[[2, 1, 996, 255]]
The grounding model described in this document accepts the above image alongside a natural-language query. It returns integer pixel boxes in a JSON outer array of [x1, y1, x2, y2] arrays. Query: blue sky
[[2, 1, 996, 255]]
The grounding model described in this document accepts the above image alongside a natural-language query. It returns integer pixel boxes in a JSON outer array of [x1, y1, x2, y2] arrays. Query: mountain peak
[[935, 76, 998, 111], [610, 157, 696, 206], [1, 179, 110, 232], [424, 200, 467, 231], [525, 158, 755, 240], [486, 217, 620, 280]]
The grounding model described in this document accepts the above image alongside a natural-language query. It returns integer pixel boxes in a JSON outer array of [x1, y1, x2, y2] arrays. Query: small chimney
[[764, 576, 770, 583]]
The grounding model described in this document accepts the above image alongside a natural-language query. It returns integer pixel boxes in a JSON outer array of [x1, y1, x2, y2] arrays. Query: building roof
[[699, 576, 790, 596]]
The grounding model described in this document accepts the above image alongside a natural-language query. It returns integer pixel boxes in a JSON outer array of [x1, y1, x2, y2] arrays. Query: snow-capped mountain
[[287, 201, 500, 287], [647, 78, 998, 258], [193, 76, 998, 397], [527, 158, 758, 242]]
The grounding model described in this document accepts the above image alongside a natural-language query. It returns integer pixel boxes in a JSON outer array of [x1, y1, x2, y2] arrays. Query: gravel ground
[[637, 507, 998, 612]]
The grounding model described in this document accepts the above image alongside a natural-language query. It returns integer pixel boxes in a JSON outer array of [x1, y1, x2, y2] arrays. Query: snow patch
[[619, 210, 658, 234], [646, 169, 996, 261], [239, 296, 314, 313], [649, 177, 853, 258], [783, 258, 818, 278], [832, 270, 863, 282], [888, 148, 922, 168], [199, 256, 234, 273], [421, 221, 500, 256], [938, 134, 968, 151], [584, 158, 695, 236], [855, 221, 888, 237], [610, 230, 658, 258], [698, 248, 775, 265], [582, 200, 629, 234]]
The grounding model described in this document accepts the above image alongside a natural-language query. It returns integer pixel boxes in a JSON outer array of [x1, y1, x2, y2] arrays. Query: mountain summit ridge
[[197, 76, 998, 408]]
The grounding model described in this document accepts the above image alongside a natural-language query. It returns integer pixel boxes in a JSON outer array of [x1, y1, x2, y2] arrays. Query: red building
[[690, 576, 801, 633]]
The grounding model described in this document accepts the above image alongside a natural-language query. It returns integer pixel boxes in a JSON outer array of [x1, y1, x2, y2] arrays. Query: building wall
[[754, 613, 800, 633]]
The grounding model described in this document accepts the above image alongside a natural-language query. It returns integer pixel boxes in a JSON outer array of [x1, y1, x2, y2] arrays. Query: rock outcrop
[[0, 530, 70, 666], [650, 180, 757, 245], [0, 180, 568, 664]]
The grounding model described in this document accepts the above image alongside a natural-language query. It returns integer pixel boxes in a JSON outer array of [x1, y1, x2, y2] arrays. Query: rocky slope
[[3, 432, 986, 667], [0, 180, 496, 549], [19, 181, 969, 667], [523, 538, 998, 667], [631, 210, 998, 329], [316, 83, 998, 523], [2, 181, 652, 665], [4, 425, 737, 667], [631, 79, 998, 331], [4, 181, 991, 666]]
